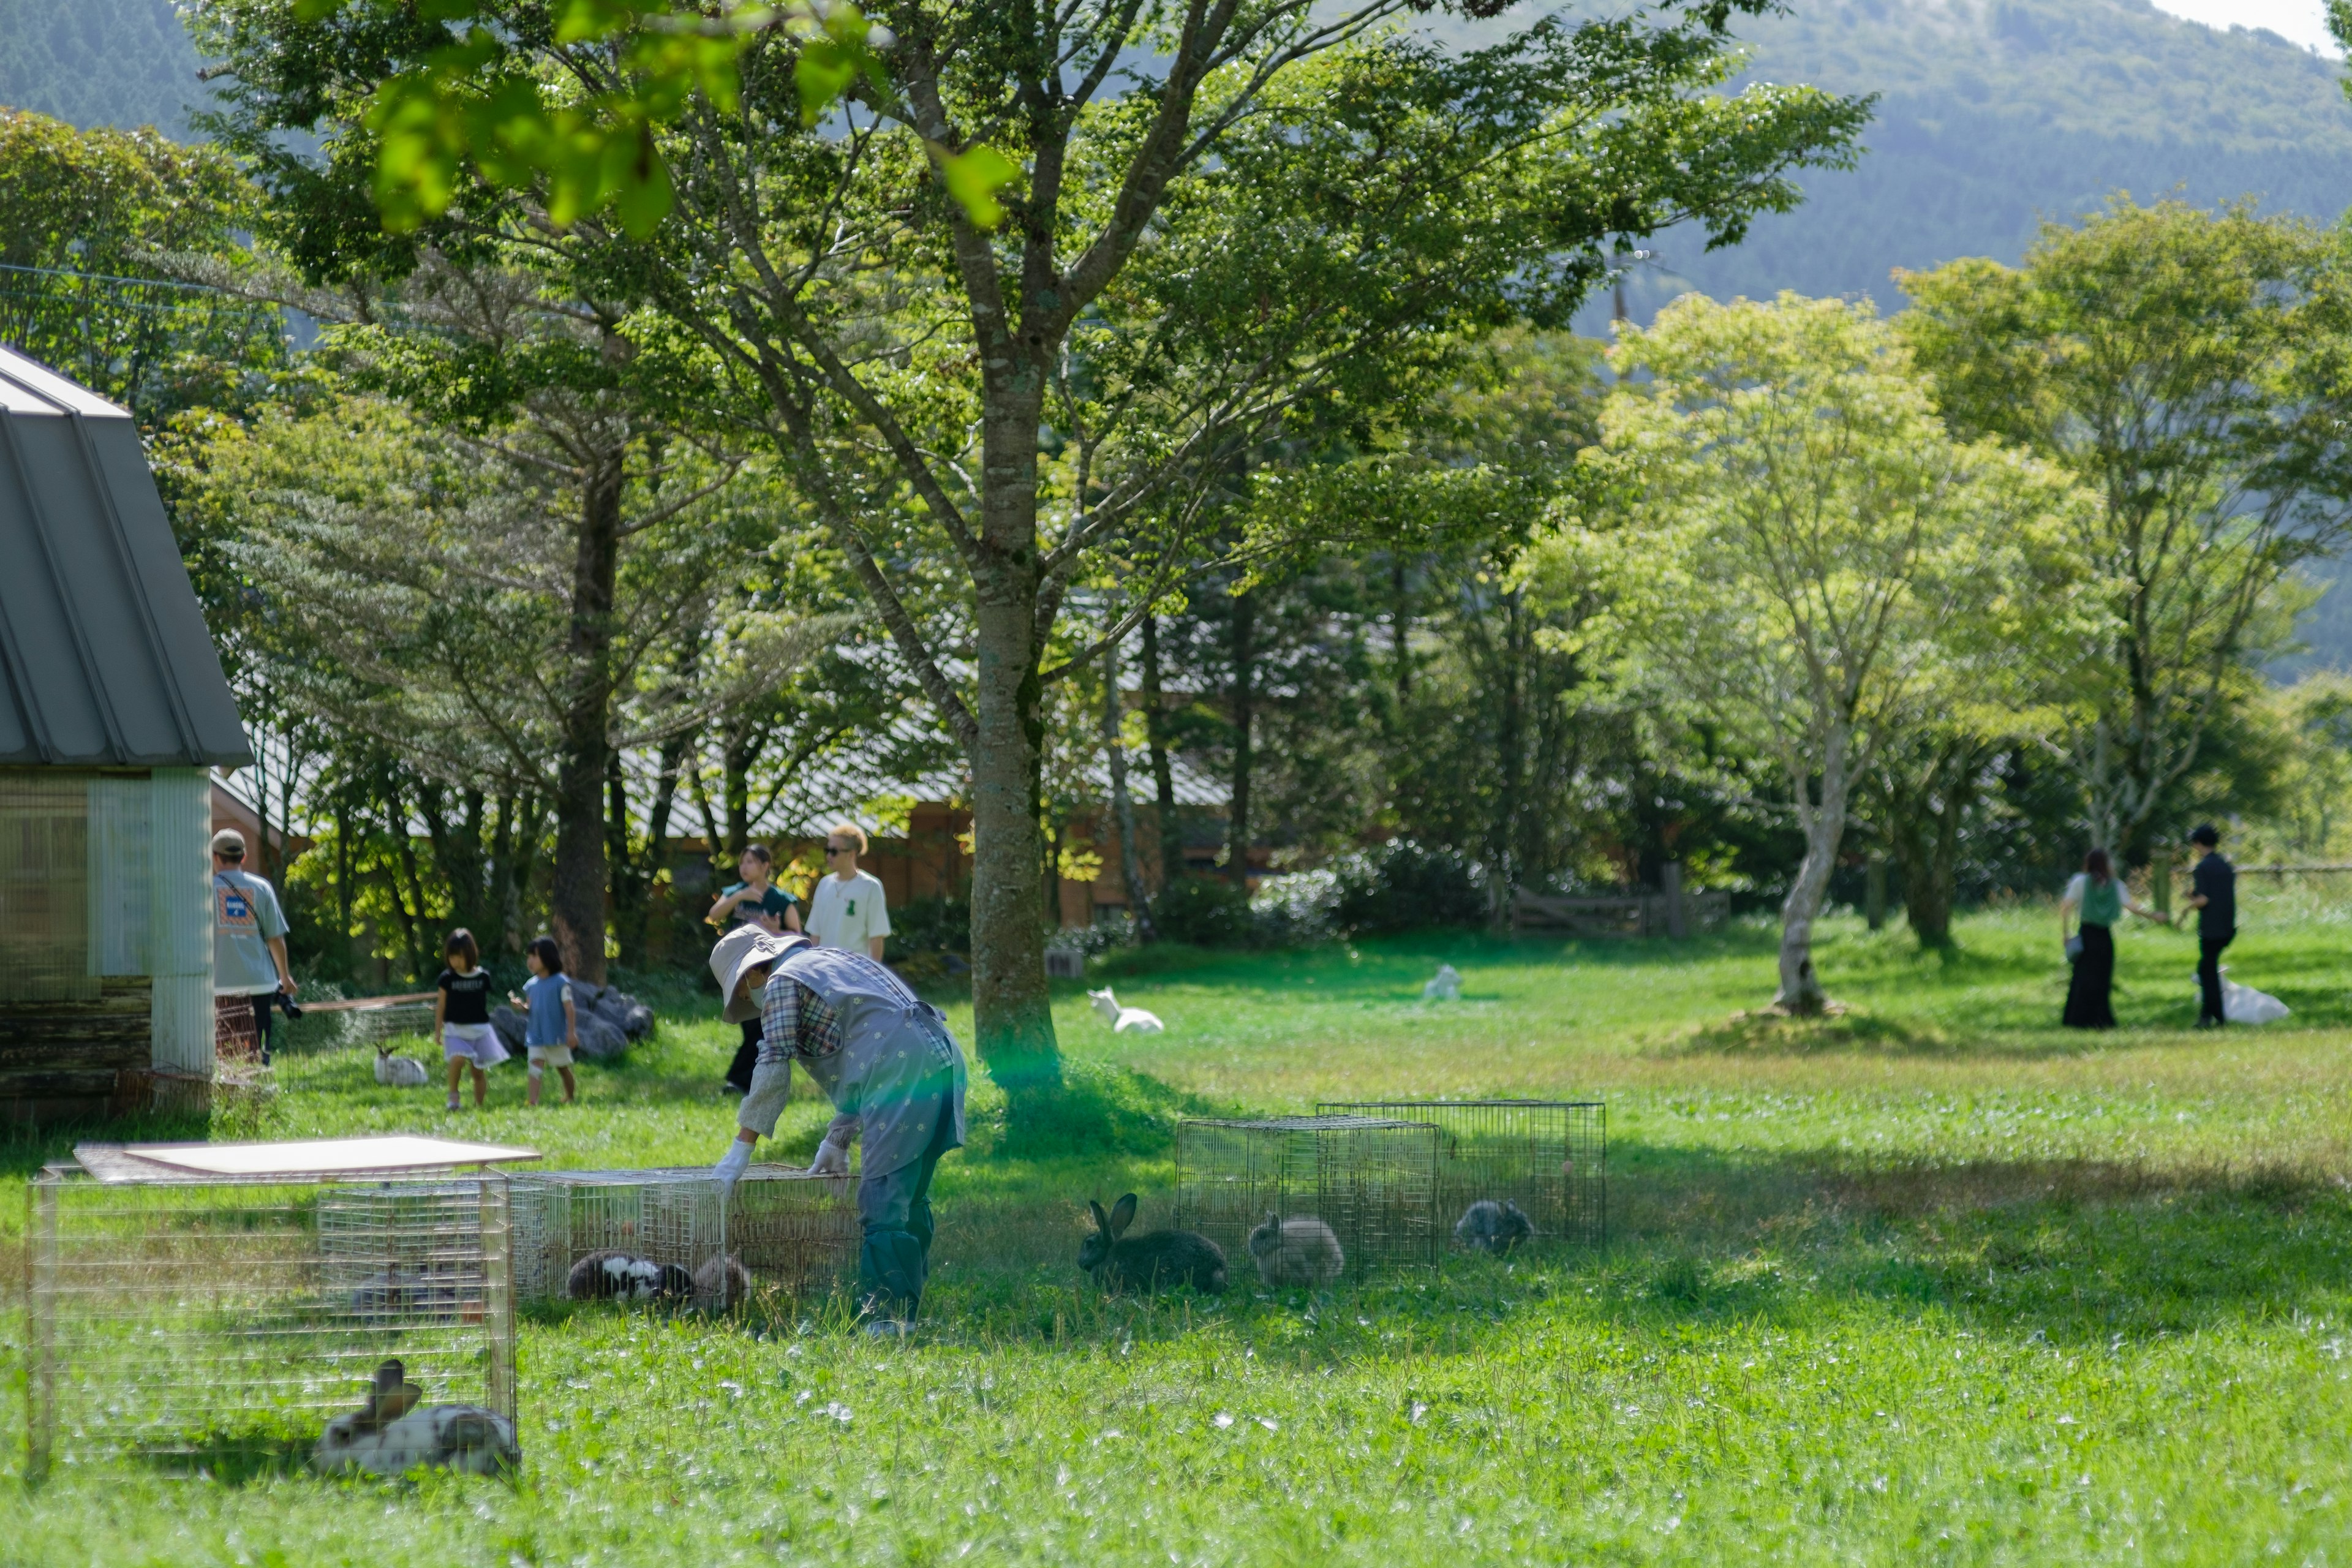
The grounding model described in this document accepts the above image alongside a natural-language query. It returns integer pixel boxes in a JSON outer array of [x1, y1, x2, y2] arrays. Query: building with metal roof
[[0, 345, 253, 1124]]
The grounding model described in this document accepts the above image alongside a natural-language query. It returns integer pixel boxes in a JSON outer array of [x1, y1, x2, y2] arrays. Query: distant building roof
[[0, 345, 251, 767]]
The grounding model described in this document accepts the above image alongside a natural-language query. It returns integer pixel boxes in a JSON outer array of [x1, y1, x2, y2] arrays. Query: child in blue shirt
[[509, 935, 579, 1106]]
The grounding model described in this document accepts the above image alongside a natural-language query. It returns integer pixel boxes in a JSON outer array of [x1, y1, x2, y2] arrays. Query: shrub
[[1330, 840, 1489, 936], [1150, 875, 1257, 946], [886, 895, 971, 962], [1250, 869, 1340, 946]]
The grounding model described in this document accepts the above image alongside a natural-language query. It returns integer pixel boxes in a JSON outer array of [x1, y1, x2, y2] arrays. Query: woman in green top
[[2060, 848, 2169, 1028]]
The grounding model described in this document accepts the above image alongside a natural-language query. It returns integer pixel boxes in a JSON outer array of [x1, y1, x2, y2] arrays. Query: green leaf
[[608, 122, 676, 238], [554, 0, 639, 45], [795, 39, 863, 126], [937, 144, 1019, 230]]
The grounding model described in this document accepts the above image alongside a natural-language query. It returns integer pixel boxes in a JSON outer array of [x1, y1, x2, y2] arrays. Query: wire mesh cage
[[1317, 1100, 1606, 1251], [25, 1166, 513, 1480], [508, 1166, 858, 1310], [1173, 1116, 1443, 1280]]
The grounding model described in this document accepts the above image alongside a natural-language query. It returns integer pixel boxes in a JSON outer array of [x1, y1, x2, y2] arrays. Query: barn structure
[[0, 345, 252, 1125]]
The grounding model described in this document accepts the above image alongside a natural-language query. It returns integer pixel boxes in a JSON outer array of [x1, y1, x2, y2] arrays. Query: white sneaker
[[446, 1093, 462, 1112]]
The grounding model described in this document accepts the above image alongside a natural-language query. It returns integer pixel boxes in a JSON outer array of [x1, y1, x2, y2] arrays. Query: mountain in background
[[0, 0, 210, 135], [10, 0, 2352, 665], [1662, 0, 2352, 310]]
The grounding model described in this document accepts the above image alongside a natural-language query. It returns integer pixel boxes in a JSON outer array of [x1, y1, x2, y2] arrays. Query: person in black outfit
[[707, 845, 802, 1095], [2184, 823, 2236, 1028], [2059, 848, 2168, 1030]]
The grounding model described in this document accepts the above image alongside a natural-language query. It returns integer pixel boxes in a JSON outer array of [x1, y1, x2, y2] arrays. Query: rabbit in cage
[[638, 1261, 696, 1302], [312, 1359, 519, 1477], [1248, 1213, 1344, 1287], [1454, 1198, 1536, 1256], [374, 1045, 431, 1087], [696, 1252, 752, 1308], [1079, 1193, 1227, 1294], [568, 1250, 697, 1303], [567, 1249, 641, 1300]]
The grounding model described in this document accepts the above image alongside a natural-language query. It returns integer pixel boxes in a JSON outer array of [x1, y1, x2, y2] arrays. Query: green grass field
[[7, 898, 2352, 1564]]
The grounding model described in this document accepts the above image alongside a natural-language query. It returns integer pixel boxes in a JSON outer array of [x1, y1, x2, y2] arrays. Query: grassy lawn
[[7, 898, 2352, 1564]]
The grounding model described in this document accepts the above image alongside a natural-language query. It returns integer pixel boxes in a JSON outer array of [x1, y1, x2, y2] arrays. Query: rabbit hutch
[[0, 345, 256, 1126], [23, 1134, 538, 1481], [510, 1166, 861, 1310], [1173, 1115, 1444, 1280], [1319, 1099, 1608, 1251]]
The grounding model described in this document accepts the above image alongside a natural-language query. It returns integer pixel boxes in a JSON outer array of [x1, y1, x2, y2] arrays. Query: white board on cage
[[73, 1134, 541, 1183]]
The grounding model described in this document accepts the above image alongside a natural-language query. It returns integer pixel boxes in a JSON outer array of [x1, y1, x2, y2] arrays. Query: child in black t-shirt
[[435, 928, 509, 1110]]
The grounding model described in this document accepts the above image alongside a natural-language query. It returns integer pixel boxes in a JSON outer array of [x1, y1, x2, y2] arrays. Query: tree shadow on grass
[[1600, 1138, 2352, 1346], [921, 1131, 2352, 1361], [1656, 1005, 2230, 1061]]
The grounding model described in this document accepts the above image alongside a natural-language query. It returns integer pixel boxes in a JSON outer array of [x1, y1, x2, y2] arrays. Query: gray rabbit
[[695, 1251, 752, 1308], [1246, 1213, 1344, 1287], [1079, 1193, 1227, 1294], [312, 1359, 519, 1477], [1454, 1198, 1535, 1256]]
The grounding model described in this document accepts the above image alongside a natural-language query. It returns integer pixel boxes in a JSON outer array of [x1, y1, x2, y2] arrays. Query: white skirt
[[442, 1022, 510, 1068]]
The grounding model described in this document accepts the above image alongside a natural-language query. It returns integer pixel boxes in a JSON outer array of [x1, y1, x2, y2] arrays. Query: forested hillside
[[1583, 0, 2352, 317], [0, 0, 207, 135]]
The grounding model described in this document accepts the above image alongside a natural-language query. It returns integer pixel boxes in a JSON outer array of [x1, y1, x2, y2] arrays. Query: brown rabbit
[[1079, 1194, 1227, 1294]]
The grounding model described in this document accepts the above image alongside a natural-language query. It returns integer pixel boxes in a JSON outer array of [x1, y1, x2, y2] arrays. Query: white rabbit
[[312, 1359, 519, 1477], [1087, 987, 1164, 1033], [1422, 964, 1462, 1001], [374, 1045, 430, 1087]]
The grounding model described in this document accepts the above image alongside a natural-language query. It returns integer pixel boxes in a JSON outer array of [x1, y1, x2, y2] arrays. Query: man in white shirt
[[212, 828, 296, 1065], [806, 822, 891, 960]]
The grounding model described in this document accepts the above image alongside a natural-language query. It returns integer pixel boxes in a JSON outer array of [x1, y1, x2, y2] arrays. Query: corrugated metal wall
[[0, 767, 214, 1084], [149, 767, 214, 1077]]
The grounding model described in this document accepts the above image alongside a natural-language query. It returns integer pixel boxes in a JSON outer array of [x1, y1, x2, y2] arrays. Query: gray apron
[[771, 946, 967, 1178]]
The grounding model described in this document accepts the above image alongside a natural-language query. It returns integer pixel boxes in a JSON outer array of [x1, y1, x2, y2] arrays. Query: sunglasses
[[826, 845, 854, 855]]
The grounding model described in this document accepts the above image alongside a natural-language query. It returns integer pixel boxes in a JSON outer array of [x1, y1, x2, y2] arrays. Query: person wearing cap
[[708, 924, 967, 1336], [212, 828, 296, 1066]]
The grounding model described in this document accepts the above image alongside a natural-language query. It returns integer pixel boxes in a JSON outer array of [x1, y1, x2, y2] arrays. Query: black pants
[[249, 992, 277, 1065], [2062, 923, 2116, 1029], [857, 1104, 958, 1322], [725, 1019, 761, 1091], [2199, 931, 2234, 1025]]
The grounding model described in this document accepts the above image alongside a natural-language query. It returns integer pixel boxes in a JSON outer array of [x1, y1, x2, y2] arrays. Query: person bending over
[[707, 924, 965, 1336]]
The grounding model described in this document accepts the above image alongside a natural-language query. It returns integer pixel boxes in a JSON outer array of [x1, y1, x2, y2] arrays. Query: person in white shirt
[[807, 822, 891, 960]]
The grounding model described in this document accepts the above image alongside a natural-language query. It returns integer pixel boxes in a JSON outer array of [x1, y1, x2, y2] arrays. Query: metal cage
[[508, 1166, 858, 1308], [1318, 1099, 1606, 1251], [1173, 1116, 1442, 1280], [25, 1166, 513, 1480]]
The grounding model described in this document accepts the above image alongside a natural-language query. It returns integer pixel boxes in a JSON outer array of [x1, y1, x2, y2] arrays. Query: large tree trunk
[[1140, 612, 1180, 887], [1102, 635, 1156, 941], [1776, 732, 1853, 1013], [550, 448, 624, 984], [1488, 587, 1527, 929], [968, 568, 1061, 1111], [1879, 737, 1980, 951], [1226, 583, 1256, 886]]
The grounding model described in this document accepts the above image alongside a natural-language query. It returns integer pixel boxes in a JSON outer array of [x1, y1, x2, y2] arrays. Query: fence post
[[1662, 862, 1687, 940], [28, 1176, 58, 1484]]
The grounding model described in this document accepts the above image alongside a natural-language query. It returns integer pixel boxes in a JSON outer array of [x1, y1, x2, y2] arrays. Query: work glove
[[809, 1129, 852, 1177], [713, 1138, 753, 1194]]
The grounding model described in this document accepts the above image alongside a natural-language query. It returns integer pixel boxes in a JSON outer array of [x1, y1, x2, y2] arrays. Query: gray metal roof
[[0, 346, 251, 767]]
